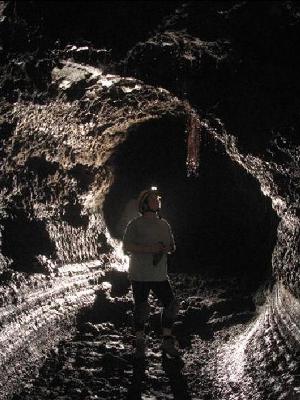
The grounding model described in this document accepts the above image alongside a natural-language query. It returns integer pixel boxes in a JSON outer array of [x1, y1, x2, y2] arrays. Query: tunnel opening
[[103, 115, 279, 292]]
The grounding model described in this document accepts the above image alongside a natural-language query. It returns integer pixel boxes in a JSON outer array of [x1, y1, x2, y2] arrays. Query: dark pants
[[132, 280, 178, 332]]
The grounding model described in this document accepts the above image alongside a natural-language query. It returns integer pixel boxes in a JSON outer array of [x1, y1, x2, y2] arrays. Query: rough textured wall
[[119, 3, 299, 393], [103, 116, 279, 287], [0, 55, 189, 397], [119, 1, 300, 297], [0, 60, 186, 272], [0, 1, 299, 398]]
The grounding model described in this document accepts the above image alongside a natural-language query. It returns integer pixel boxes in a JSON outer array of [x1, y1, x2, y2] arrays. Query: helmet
[[138, 186, 161, 214]]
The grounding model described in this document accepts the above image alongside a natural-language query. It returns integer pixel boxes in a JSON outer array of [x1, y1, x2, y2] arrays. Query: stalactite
[[185, 102, 201, 177]]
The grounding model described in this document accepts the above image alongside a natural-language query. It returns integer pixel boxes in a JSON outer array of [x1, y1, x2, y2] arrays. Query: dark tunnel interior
[[103, 116, 279, 291]]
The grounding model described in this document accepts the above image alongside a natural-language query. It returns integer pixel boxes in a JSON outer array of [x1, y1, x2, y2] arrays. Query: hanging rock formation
[[0, 1, 299, 399]]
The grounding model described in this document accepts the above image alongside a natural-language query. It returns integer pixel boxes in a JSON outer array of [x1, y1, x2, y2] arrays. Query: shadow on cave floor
[[12, 268, 263, 400]]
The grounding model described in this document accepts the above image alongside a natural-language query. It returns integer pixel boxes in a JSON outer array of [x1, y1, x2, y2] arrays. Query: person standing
[[123, 187, 179, 358]]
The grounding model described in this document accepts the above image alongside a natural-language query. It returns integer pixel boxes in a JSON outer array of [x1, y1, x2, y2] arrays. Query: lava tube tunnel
[[1, 1, 300, 400], [103, 115, 279, 291]]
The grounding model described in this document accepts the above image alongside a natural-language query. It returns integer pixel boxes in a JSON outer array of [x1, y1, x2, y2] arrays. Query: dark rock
[[149, 311, 162, 333], [207, 311, 255, 330], [88, 290, 132, 326], [104, 269, 130, 297], [0, 118, 15, 141], [79, 322, 100, 336], [102, 352, 129, 372], [51, 62, 93, 100], [183, 305, 210, 326], [206, 296, 256, 315], [95, 322, 115, 335], [1, 212, 57, 273], [0, 3, 299, 400]]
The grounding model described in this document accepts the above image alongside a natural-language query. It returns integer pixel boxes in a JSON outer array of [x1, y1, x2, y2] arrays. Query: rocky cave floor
[[11, 270, 294, 400]]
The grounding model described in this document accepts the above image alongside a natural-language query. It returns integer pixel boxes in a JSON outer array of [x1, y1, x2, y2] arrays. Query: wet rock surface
[[0, 1, 300, 399], [10, 272, 299, 400]]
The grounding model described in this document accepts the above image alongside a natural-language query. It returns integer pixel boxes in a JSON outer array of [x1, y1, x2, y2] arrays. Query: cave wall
[[0, 60, 186, 273], [103, 116, 279, 289], [0, 48, 189, 398], [118, 1, 300, 299], [0, 1, 299, 398]]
